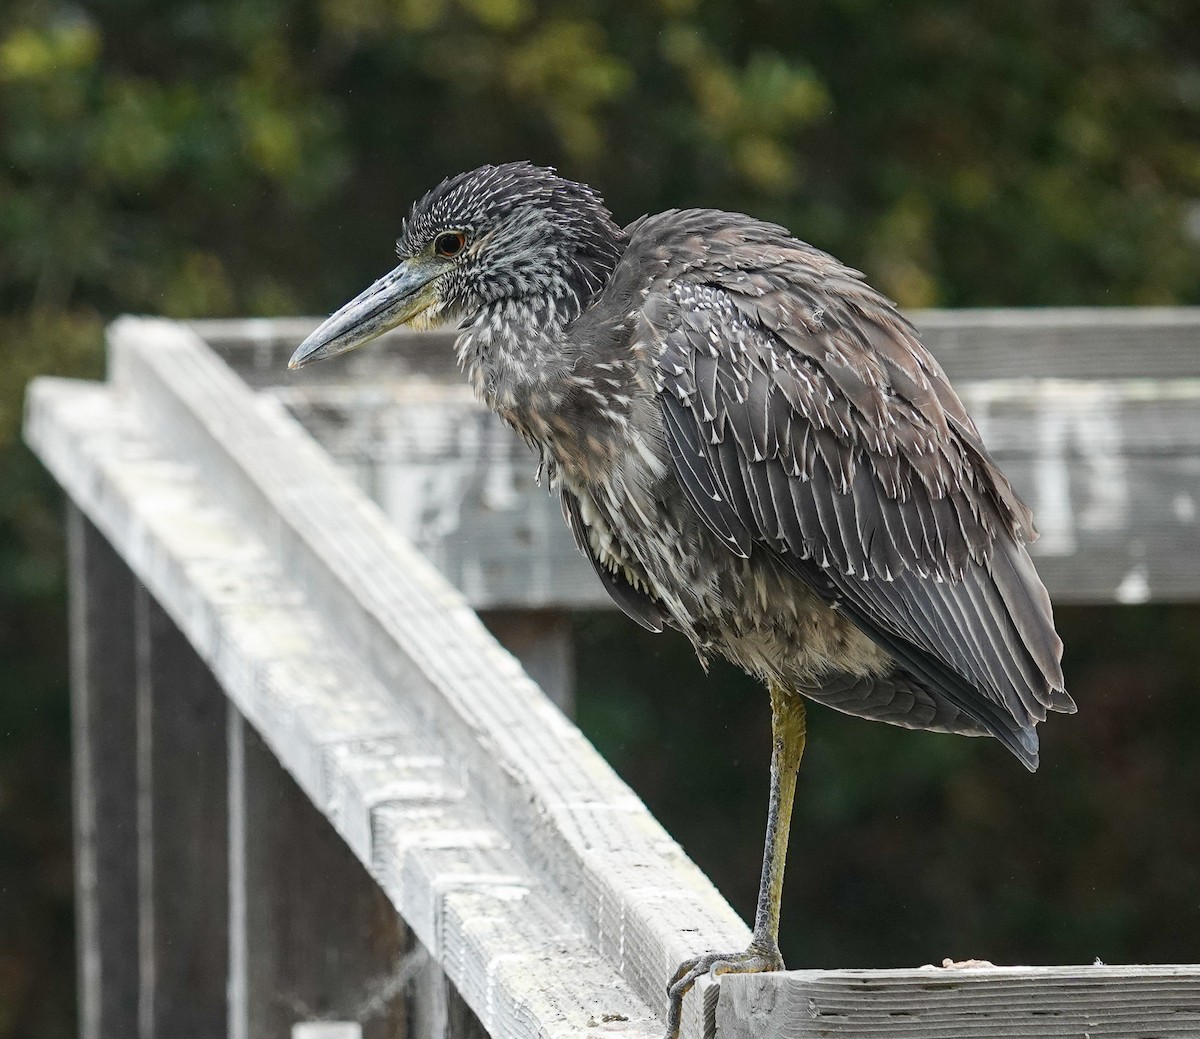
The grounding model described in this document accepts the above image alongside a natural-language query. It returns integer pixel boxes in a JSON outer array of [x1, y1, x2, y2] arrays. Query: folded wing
[[629, 209, 1073, 767]]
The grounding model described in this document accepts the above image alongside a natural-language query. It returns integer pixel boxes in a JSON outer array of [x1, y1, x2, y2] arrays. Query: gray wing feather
[[812, 669, 991, 736], [631, 208, 1072, 765]]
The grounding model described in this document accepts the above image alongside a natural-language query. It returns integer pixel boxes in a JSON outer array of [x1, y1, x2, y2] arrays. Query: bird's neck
[[456, 291, 585, 420], [455, 285, 633, 486], [454, 216, 630, 478]]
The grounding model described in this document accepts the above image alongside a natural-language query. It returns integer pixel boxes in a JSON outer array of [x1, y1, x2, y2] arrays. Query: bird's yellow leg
[[663, 684, 806, 1039], [752, 682, 806, 947]]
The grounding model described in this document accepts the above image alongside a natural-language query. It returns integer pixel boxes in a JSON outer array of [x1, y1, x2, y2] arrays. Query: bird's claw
[[662, 943, 784, 1039]]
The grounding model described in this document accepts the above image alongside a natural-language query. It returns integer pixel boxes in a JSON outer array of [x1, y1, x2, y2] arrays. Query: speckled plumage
[[402, 164, 1073, 769]]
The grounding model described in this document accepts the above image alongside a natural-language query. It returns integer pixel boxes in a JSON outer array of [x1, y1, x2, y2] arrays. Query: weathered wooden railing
[[23, 308, 1200, 1039]]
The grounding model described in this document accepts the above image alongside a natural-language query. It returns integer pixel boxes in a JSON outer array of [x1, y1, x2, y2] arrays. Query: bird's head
[[289, 161, 625, 370]]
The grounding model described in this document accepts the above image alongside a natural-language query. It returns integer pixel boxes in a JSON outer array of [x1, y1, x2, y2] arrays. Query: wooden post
[[233, 719, 409, 1039], [67, 507, 140, 1039], [133, 584, 230, 1038]]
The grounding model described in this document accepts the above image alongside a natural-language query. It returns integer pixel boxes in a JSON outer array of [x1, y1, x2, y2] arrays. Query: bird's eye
[[434, 231, 466, 258]]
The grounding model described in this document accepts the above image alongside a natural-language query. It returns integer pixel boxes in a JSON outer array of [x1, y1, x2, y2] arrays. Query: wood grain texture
[[913, 308, 1200, 382], [67, 508, 140, 1039], [107, 317, 744, 1032], [33, 377, 663, 1038], [265, 375, 1200, 605], [716, 965, 1200, 1038]]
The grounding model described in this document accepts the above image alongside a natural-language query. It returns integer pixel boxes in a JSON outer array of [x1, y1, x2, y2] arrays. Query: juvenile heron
[[290, 162, 1073, 1036]]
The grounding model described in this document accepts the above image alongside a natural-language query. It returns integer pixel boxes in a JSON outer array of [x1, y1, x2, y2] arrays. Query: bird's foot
[[662, 941, 784, 1039]]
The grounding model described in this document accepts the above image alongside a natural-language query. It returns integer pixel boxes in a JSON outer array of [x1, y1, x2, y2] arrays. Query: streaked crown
[[399, 162, 626, 318]]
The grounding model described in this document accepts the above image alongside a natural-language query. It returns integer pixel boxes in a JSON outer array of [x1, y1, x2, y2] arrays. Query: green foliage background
[[1, 0, 1199, 1034]]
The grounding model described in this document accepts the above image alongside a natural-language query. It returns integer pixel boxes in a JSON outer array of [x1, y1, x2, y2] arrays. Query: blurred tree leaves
[[0, 0, 1198, 1034], [4, 0, 1197, 373]]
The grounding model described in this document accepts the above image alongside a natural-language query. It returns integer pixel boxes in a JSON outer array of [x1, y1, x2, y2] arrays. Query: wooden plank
[[716, 965, 1200, 1038], [237, 720, 408, 1039], [912, 308, 1200, 382], [28, 372, 673, 1037], [66, 507, 140, 1039], [133, 584, 229, 1039], [263, 375, 1200, 605], [228, 707, 249, 1039], [963, 379, 1200, 603], [293, 1026, 364, 1039]]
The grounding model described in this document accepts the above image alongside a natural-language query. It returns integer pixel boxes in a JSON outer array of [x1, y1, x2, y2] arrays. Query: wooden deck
[[23, 310, 1200, 1038]]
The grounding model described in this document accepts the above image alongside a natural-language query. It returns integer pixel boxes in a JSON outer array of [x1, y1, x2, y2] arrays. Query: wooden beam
[[99, 316, 741, 1032], [293, 1026, 363, 1039], [911, 307, 1200, 382], [962, 379, 1200, 603], [716, 965, 1200, 1038], [185, 314, 1200, 605], [294, 1022, 362, 1036], [259, 374, 1200, 605]]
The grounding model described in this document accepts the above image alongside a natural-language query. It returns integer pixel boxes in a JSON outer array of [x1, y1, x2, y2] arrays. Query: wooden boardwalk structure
[[23, 310, 1200, 1038]]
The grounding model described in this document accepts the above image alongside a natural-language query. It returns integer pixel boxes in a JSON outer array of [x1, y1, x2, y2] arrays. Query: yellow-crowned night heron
[[290, 162, 1074, 1036]]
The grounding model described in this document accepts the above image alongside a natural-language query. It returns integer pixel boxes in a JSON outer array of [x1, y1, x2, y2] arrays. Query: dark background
[[2, 0, 1199, 1035]]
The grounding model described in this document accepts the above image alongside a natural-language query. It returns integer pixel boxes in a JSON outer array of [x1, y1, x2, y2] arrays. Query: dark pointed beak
[[289, 260, 442, 369]]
